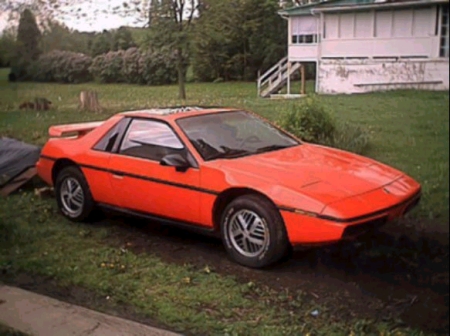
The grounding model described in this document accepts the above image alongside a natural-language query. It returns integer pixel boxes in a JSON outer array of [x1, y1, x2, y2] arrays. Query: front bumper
[[281, 190, 421, 245]]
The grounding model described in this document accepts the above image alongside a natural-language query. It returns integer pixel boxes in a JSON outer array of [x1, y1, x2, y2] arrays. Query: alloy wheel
[[228, 209, 269, 258], [60, 177, 84, 217]]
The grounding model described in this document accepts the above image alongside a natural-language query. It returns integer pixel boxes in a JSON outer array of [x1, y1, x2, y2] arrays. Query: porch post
[[287, 61, 291, 95], [257, 70, 261, 97], [301, 63, 306, 95]]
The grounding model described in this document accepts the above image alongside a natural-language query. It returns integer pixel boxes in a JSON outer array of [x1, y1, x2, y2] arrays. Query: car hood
[[217, 144, 404, 206]]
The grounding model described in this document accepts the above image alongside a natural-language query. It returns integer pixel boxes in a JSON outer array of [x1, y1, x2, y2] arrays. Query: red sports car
[[36, 107, 421, 268]]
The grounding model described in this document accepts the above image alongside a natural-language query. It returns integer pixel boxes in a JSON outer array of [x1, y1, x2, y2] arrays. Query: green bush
[[140, 49, 178, 86], [23, 47, 178, 85], [277, 98, 370, 154], [122, 47, 143, 84], [28, 50, 93, 83], [277, 97, 336, 144], [88, 47, 177, 85], [89, 50, 125, 83]]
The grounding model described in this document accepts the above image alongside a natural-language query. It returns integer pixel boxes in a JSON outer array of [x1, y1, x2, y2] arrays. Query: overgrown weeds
[[277, 97, 370, 154]]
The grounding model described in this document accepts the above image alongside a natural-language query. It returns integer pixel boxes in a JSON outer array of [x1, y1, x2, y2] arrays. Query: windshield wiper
[[207, 148, 251, 160], [255, 144, 292, 154]]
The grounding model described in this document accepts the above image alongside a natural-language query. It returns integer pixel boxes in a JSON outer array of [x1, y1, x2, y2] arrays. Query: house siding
[[317, 58, 449, 94], [260, 1, 450, 97], [288, 6, 441, 59], [320, 36, 439, 58], [286, 3, 449, 94]]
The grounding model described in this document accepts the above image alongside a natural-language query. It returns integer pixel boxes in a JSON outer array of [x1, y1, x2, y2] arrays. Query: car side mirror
[[160, 153, 191, 172]]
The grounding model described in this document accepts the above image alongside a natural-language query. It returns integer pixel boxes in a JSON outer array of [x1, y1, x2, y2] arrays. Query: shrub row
[[27, 47, 178, 85], [28, 50, 93, 83], [89, 47, 178, 85], [277, 98, 370, 154]]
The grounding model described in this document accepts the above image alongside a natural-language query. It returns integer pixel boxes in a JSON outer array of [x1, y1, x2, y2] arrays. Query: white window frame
[[291, 16, 319, 45]]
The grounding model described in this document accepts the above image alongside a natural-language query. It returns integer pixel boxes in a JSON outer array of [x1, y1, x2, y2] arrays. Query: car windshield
[[177, 111, 300, 161]]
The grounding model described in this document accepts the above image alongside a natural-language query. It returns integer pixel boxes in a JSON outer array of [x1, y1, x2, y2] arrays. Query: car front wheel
[[55, 166, 95, 222], [220, 194, 290, 268]]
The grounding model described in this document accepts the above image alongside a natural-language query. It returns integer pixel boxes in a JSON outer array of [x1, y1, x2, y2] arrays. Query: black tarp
[[0, 137, 41, 187]]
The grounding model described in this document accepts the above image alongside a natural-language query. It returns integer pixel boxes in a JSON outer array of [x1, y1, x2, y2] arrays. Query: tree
[[0, 0, 144, 25], [192, 0, 286, 82], [1, 0, 289, 91], [40, 19, 91, 54], [111, 27, 136, 51], [1, 0, 201, 98], [245, 0, 287, 76], [191, 0, 240, 81], [13, 9, 41, 79], [0, 28, 17, 68], [90, 30, 113, 56], [148, 0, 200, 99], [17, 9, 41, 60]]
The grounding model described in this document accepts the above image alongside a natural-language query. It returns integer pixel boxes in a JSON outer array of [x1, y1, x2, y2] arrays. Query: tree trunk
[[177, 49, 186, 100], [79, 91, 101, 112]]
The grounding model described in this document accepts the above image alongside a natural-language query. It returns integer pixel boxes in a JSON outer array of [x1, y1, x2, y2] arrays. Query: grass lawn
[[0, 68, 448, 222], [0, 67, 448, 335], [0, 194, 435, 336]]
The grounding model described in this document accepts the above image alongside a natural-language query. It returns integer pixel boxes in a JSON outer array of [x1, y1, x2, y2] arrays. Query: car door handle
[[112, 171, 124, 179]]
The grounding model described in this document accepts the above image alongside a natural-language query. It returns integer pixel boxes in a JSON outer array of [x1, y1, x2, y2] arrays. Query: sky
[[0, 12, 10, 32], [0, 0, 146, 33], [59, 0, 146, 32]]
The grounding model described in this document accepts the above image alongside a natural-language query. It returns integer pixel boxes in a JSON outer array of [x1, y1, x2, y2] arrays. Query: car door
[[108, 118, 202, 224], [83, 117, 131, 206]]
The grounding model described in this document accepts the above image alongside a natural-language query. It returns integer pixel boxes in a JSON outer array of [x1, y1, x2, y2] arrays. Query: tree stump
[[79, 91, 101, 112]]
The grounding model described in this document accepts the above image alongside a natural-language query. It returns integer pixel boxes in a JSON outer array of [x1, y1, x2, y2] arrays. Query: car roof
[[119, 106, 239, 121]]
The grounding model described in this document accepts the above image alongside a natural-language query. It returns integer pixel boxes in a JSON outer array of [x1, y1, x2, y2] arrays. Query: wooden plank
[[301, 64, 306, 95], [0, 167, 37, 197], [354, 80, 443, 87]]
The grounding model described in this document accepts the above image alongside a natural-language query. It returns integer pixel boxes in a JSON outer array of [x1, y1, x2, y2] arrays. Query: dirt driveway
[[4, 214, 448, 335], [98, 215, 448, 335]]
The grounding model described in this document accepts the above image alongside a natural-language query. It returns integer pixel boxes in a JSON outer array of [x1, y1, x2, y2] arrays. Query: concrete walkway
[[0, 285, 180, 336]]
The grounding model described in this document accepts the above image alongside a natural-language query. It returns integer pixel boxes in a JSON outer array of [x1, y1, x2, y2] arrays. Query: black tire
[[220, 194, 290, 268], [55, 166, 95, 222]]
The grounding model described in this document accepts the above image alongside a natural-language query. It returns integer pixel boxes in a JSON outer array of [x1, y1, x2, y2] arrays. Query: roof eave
[[278, 0, 339, 16], [278, 9, 307, 16], [312, 0, 448, 13], [278, 8, 316, 16]]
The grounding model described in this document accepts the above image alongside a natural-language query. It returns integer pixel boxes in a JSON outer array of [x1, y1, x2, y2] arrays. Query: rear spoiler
[[48, 121, 104, 138]]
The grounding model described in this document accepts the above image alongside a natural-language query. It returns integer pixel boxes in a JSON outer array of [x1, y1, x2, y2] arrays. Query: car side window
[[93, 118, 130, 153], [119, 119, 185, 162]]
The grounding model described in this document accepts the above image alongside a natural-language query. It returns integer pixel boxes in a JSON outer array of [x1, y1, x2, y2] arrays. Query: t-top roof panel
[[122, 106, 206, 116]]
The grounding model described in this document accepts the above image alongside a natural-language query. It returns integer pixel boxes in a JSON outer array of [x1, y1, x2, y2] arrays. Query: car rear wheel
[[220, 194, 290, 268], [55, 166, 95, 222]]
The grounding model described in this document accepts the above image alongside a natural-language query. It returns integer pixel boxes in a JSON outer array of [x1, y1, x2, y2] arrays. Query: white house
[[257, 0, 449, 96]]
